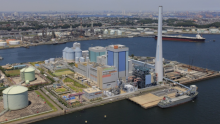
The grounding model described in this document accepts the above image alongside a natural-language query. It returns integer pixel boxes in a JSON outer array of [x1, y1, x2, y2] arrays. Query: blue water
[[0, 34, 220, 124]]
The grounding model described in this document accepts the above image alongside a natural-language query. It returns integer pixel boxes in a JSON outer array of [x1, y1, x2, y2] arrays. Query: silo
[[66, 48, 75, 62], [20, 66, 35, 82], [80, 57, 85, 62], [3, 85, 28, 110], [73, 42, 81, 49], [75, 57, 79, 63], [89, 46, 106, 62], [62, 47, 69, 60], [75, 47, 82, 58]]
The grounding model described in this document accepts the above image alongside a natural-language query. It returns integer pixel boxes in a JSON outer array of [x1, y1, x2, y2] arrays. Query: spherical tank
[[0, 42, 7, 46], [66, 48, 75, 61], [3, 85, 28, 110], [63, 47, 69, 60], [20, 67, 35, 82], [75, 47, 82, 58]]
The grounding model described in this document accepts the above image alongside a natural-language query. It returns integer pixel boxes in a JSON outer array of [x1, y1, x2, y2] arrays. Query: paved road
[[9, 90, 63, 124]]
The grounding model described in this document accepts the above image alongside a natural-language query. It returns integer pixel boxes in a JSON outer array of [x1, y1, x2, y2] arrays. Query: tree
[[131, 54, 134, 58]]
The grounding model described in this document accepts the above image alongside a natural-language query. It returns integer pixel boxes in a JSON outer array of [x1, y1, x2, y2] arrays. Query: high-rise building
[[89, 46, 106, 62], [106, 44, 129, 79], [155, 6, 163, 83]]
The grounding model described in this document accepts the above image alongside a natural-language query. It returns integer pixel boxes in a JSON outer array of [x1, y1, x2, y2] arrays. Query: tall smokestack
[[155, 6, 163, 83]]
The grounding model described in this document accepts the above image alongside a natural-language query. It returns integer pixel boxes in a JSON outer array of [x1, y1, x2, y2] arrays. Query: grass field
[[5, 69, 21, 76], [53, 69, 74, 76], [35, 90, 57, 111], [55, 88, 67, 93], [67, 84, 83, 92], [64, 78, 87, 88]]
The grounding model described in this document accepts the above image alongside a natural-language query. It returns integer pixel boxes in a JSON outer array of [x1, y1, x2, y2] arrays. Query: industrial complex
[[0, 6, 219, 123]]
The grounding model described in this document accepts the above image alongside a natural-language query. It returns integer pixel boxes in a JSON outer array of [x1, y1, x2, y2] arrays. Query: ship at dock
[[155, 34, 205, 42], [158, 85, 198, 108]]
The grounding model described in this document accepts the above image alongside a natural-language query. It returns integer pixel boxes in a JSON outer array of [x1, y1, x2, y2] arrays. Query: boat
[[53, 42, 66, 45], [155, 34, 205, 42], [158, 85, 198, 108], [128, 36, 133, 38]]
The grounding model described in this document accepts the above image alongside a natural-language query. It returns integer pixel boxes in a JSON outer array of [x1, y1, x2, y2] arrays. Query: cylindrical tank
[[73, 42, 80, 49], [50, 58, 55, 63], [20, 66, 35, 82], [45, 60, 49, 64], [80, 57, 85, 62], [0, 42, 7, 46], [9, 40, 20, 45], [110, 29, 115, 35], [86, 57, 89, 61], [75, 47, 82, 58], [103, 29, 108, 34], [62, 47, 69, 60], [118, 30, 122, 35], [66, 48, 75, 61], [75, 57, 79, 63], [3, 85, 28, 110]]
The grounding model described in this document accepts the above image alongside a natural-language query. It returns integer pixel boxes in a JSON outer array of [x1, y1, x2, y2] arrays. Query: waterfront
[[1, 34, 220, 123]]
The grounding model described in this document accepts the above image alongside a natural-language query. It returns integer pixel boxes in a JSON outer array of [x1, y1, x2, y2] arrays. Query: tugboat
[[158, 85, 198, 108]]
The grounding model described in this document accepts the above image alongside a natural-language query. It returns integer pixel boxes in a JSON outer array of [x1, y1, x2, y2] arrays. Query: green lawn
[[35, 90, 57, 111], [67, 84, 83, 92], [53, 69, 74, 76], [64, 78, 86, 88], [55, 88, 67, 93], [5, 69, 21, 76]]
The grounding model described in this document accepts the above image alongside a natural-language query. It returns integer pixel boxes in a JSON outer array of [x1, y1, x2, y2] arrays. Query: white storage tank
[[3, 85, 28, 110], [75, 57, 79, 63], [110, 29, 115, 35], [118, 30, 122, 35], [73, 42, 81, 49], [80, 57, 85, 62], [66, 48, 75, 61], [45, 60, 49, 64], [9, 40, 20, 45], [103, 29, 108, 34], [75, 47, 82, 58], [62, 47, 69, 60], [0, 42, 7, 46], [50, 58, 55, 63]]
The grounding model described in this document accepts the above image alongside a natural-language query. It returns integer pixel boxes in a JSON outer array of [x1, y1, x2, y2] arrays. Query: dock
[[129, 86, 187, 109]]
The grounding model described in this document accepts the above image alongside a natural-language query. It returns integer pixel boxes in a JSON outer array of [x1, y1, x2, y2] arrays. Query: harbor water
[[0, 34, 220, 124]]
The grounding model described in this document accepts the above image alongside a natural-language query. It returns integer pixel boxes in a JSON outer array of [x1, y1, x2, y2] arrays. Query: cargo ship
[[155, 34, 205, 42], [158, 85, 198, 108]]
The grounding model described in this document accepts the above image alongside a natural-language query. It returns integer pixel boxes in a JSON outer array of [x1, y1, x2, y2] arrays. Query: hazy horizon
[[0, 0, 220, 12]]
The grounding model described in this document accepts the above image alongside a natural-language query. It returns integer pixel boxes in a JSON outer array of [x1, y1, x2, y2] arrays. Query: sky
[[0, 0, 219, 12]]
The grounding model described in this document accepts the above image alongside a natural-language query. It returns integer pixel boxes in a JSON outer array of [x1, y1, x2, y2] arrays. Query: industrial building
[[83, 86, 102, 100], [74, 62, 118, 89], [89, 46, 106, 62], [20, 66, 36, 83], [3, 85, 28, 110], [62, 42, 82, 62], [106, 44, 129, 79]]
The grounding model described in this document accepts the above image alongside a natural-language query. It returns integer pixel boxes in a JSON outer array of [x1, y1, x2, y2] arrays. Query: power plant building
[[106, 44, 129, 79], [3, 85, 28, 110], [89, 46, 106, 62]]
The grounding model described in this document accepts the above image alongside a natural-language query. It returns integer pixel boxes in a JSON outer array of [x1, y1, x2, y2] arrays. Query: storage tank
[[45, 60, 49, 64], [0, 42, 7, 46], [75, 57, 79, 63], [9, 40, 20, 45], [6, 39, 16, 44], [103, 29, 108, 34], [3, 85, 28, 110], [50, 58, 55, 63], [66, 48, 75, 61], [73, 42, 80, 49], [86, 57, 89, 62], [118, 30, 122, 35], [80, 57, 85, 62], [110, 29, 115, 35], [75, 47, 82, 58], [62, 47, 69, 60], [20, 66, 35, 82]]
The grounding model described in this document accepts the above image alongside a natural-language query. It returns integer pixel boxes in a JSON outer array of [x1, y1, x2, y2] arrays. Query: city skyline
[[0, 0, 220, 12]]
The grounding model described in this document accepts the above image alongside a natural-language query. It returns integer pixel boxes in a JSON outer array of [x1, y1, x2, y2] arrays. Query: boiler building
[[89, 46, 106, 62]]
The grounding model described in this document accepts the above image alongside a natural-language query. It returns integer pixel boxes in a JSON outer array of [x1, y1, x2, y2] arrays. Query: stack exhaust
[[155, 6, 163, 83]]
